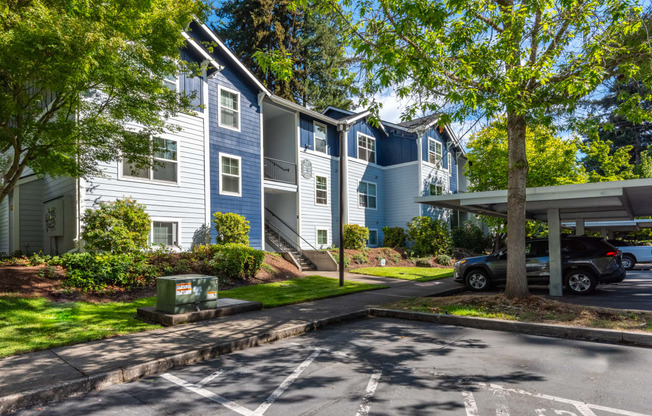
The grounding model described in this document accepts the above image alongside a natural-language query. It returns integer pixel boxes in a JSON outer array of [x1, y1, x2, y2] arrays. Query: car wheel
[[564, 270, 598, 295], [465, 269, 491, 291], [621, 255, 635, 270]]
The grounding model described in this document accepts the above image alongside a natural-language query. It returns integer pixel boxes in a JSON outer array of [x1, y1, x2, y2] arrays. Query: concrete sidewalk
[[0, 273, 461, 413]]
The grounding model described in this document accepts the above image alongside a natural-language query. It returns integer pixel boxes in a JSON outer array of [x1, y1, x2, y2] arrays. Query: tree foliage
[[406, 216, 451, 257], [81, 199, 151, 254], [0, 0, 205, 203], [335, 0, 649, 297], [212, 212, 250, 245], [214, 0, 355, 110]]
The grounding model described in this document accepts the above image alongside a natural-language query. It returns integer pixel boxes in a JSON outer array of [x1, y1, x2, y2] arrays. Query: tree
[[214, 0, 355, 110], [81, 199, 151, 254], [334, 0, 648, 298], [0, 0, 205, 204]]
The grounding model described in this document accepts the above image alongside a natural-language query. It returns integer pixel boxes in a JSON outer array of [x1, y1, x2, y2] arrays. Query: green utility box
[[156, 275, 218, 314]]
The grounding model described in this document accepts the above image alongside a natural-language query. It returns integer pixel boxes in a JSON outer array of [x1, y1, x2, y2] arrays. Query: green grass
[[0, 295, 159, 358], [219, 275, 387, 308], [350, 267, 454, 281]]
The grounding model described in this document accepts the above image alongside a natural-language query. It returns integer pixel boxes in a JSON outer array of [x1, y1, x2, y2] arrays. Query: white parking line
[[355, 371, 382, 416], [254, 349, 321, 415], [196, 370, 223, 388], [462, 391, 479, 416]]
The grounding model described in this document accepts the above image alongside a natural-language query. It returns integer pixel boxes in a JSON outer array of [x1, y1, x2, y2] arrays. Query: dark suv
[[453, 236, 626, 295]]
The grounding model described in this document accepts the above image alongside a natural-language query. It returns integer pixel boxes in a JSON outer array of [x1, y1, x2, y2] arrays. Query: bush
[[414, 257, 432, 267], [382, 226, 407, 248], [213, 212, 250, 245], [406, 216, 451, 256], [53, 252, 154, 291], [343, 224, 369, 249], [435, 254, 453, 266], [206, 244, 264, 280], [451, 222, 491, 254], [81, 199, 150, 254], [331, 252, 351, 269], [351, 253, 367, 264]]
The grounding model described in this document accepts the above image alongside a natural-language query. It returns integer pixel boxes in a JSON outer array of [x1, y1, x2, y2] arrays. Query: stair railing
[[264, 208, 317, 254]]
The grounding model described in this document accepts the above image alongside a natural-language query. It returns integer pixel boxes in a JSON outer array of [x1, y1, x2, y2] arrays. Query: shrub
[[414, 257, 432, 267], [451, 222, 491, 254], [343, 224, 369, 250], [81, 199, 150, 254], [382, 226, 407, 248], [435, 254, 453, 266], [53, 252, 153, 291], [406, 216, 451, 256], [351, 253, 367, 264], [206, 244, 264, 280], [331, 252, 351, 269], [28, 252, 51, 266], [213, 212, 250, 245]]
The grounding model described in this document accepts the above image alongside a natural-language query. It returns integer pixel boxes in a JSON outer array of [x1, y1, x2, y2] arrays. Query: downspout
[[337, 123, 350, 287]]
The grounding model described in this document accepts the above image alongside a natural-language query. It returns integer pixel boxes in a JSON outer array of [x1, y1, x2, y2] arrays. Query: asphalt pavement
[[12, 317, 652, 416]]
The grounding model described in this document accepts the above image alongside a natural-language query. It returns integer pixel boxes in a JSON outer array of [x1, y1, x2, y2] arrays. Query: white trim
[[218, 152, 242, 197], [259, 92, 265, 248], [150, 217, 183, 249], [295, 112, 302, 247], [356, 131, 376, 164], [315, 227, 329, 247], [427, 136, 443, 166], [313, 121, 328, 154], [368, 228, 378, 247], [16, 175, 40, 186], [118, 136, 181, 186], [11, 186, 19, 252], [263, 180, 298, 193], [383, 160, 419, 170], [417, 132, 424, 216], [181, 32, 223, 73], [300, 148, 340, 161], [217, 85, 241, 132], [322, 105, 354, 116], [202, 68, 211, 225], [315, 175, 328, 206], [197, 22, 271, 96], [268, 95, 339, 125], [358, 180, 378, 210]]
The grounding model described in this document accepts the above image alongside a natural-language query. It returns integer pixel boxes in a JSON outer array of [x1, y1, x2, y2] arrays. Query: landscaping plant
[[81, 199, 150, 254], [382, 226, 407, 248], [213, 212, 250, 245], [451, 223, 491, 254], [343, 224, 369, 249], [406, 216, 451, 257]]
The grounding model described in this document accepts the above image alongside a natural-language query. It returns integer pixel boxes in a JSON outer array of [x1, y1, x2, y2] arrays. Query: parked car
[[607, 240, 652, 270], [453, 236, 626, 295]]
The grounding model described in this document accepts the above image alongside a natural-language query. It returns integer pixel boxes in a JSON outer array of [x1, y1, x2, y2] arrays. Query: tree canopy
[[335, 0, 650, 297], [0, 0, 205, 203]]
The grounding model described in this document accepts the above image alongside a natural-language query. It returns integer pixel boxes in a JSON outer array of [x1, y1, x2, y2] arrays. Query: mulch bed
[[334, 247, 456, 269]]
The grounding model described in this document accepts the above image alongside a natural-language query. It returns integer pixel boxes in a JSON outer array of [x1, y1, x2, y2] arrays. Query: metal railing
[[264, 157, 296, 185], [265, 208, 317, 254]]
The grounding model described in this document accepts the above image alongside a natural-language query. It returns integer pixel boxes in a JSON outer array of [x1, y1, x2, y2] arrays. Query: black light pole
[[338, 127, 345, 287]]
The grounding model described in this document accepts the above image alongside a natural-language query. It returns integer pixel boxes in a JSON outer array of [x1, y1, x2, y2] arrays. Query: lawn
[[218, 275, 387, 308], [350, 267, 454, 282], [0, 276, 386, 357], [387, 294, 652, 333], [0, 295, 160, 358]]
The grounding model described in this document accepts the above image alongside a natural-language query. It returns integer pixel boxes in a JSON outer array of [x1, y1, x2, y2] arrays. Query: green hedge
[[382, 226, 407, 248], [343, 224, 369, 249]]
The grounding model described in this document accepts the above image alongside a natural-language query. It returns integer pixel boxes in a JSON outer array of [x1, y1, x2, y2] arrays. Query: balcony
[[264, 157, 296, 185]]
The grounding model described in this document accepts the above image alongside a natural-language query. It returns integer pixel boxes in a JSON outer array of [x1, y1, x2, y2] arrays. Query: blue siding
[[179, 49, 204, 112], [299, 114, 339, 156], [208, 48, 263, 249], [348, 121, 385, 162], [450, 152, 458, 193], [384, 129, 418, 165]]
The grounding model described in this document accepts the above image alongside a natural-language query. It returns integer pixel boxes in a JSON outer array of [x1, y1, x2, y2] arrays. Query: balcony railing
[[264, 157, 296, 185]]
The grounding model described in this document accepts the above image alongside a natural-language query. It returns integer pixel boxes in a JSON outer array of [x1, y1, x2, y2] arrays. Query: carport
[[562, 219, 652, 238], [415, 178, 652, 296]]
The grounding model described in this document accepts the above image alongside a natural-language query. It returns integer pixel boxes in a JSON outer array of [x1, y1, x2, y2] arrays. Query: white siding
[[384, 163, 419, 229], [0, 198, 8, 253], [298, 151, 338, 249], [420, 162, 452, 222], [19, 179, 44, 254], [84, 113, 207, 250]]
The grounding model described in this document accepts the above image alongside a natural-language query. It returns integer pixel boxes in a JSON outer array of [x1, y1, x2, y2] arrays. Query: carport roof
[[561, 219, 652, 232], [415, 178, 652, 222]]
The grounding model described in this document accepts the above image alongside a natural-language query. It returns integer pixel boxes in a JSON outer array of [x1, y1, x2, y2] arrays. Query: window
[[368, 229, 378, 247], [430, 183, 444, 195], [163, 74, 178, 92], [358, 133, 376, 163], [220, 154, 241, 196], [428, 138, 442, 165], [218, 86, 240, 131], [152, 221, 178, 247], [358, 181, 377, 209], [314, 122, 327, 153], [448, 152, 453, 171], [315, 176, 328, 205], [317, 229, 328, 245], [122, 138, 178, 183]]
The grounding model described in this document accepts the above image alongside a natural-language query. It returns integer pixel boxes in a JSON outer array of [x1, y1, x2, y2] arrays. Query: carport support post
[[576, 219, 585, 236], [548, 208, 563, 296]]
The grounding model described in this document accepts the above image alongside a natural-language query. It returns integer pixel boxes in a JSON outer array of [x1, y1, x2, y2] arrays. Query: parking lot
[[14, 318, 652, 416]]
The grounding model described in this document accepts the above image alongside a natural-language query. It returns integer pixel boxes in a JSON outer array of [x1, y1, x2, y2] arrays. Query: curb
[[368, 308, 652, 348], [0, 310, 367, 415]]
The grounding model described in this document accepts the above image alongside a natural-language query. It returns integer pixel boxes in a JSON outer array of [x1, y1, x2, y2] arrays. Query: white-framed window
[[122, 137, 178, 184], [357, 133, 376, 163], [448, 152, 453, 171], [317, 228, 328, 246], [151, 220, 179, 247], [314, 122, 327, 154], [315, 175, 328, 205], [430, 183, 444, 196], [218, 85, 240, 131], [368, 229, 378, 247], [219, 153, 242, 196], [163, 74, 178, 92], [428, 137, 442, 165], [358, 181, 377, 209]]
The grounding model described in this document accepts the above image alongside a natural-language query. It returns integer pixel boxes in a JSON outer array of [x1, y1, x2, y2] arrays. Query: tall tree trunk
[[505, 112, 530, 299]]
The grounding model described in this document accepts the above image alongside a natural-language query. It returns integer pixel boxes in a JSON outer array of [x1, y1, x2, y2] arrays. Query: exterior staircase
[[264, 211, 317, 272]]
